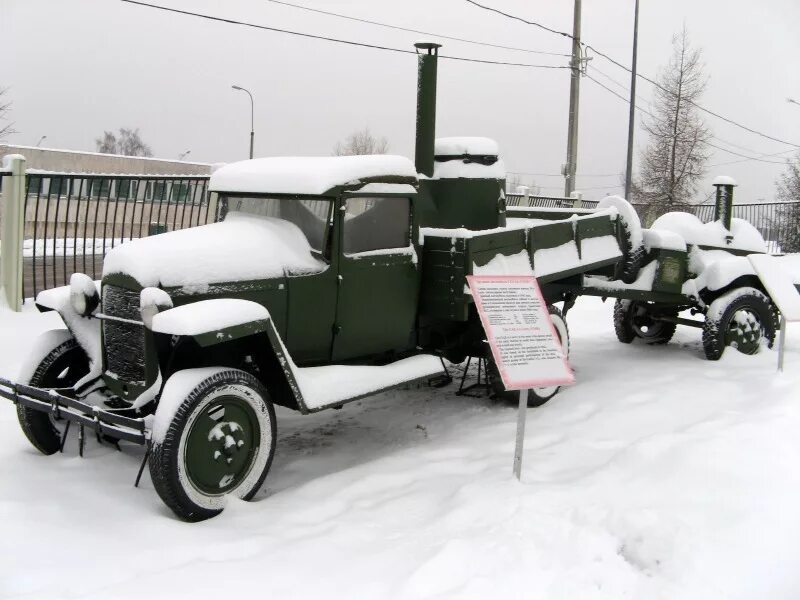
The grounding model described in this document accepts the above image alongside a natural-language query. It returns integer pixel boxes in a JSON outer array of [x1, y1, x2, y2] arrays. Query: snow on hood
[[209, 155, 417, 196], [102, 213, 326, 288]]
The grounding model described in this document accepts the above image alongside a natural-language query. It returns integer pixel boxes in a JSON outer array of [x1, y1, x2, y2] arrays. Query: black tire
[[702, 287, 778, 361], [486, 305, 570, 407], [613, 299, 677, 345], [16, 339, 90, 455], [149, 369, 277, 522]]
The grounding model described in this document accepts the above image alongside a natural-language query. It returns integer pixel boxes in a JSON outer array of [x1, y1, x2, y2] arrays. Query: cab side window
[[343, 197, 411, 254]]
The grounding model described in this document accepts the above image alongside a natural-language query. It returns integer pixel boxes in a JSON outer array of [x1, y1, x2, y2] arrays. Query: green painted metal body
[[420, 178, 506, 230]]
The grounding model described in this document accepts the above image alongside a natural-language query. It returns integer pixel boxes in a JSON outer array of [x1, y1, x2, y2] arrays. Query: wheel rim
[[725, 308, 763, 354], [630, 303, 665, 339], [184, 396, 260, 495]]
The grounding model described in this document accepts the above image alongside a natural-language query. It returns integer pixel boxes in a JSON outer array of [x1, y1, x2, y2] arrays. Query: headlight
[[140, 287, 173, 329], [69, 273, 99, 317]]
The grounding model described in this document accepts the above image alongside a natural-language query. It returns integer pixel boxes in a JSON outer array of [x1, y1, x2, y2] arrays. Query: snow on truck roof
[[209, 155, 417, 196]]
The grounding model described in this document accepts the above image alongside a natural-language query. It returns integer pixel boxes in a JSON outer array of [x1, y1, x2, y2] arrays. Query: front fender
[[33, 284, 102, 388], [149, 299, 273, 346], [150, 299, 306, 412]]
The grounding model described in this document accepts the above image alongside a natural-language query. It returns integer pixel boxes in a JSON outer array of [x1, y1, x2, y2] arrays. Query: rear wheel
[[149, 369, 276, 522], [613, 299, 677, 345], [487, 305, 569, 407], [702, 287, 777, 361], [16, 339, 90, 455]]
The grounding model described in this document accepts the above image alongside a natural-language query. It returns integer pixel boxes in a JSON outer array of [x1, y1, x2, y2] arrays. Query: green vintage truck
[[0, 43, 790, 521]]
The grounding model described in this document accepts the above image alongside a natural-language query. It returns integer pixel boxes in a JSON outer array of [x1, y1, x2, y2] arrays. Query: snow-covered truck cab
[[97, 155, 426, 411]]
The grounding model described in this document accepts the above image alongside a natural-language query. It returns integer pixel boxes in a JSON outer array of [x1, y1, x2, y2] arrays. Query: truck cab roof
[[210, 155, 418, 197]]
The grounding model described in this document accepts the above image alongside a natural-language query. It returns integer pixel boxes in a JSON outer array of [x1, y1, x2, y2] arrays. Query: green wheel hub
[[184, 397, 260, 495], [725, 309, 763, 354]]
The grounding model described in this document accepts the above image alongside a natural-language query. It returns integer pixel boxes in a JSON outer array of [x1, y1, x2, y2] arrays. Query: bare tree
[[635, 27, 711, 215], [775, 152, 800, 252], [333, 127, 389, 156], [95, 127, 153, 157], [0, 87, 17, 142]]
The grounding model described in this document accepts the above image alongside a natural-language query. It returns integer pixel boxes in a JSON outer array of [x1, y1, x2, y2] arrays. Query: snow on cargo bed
[[102, 212, 325, 288], [209, 155, 417, 196]]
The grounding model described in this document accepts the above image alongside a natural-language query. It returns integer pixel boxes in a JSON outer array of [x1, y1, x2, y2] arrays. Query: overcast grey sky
[[2, 0, 799, 202]]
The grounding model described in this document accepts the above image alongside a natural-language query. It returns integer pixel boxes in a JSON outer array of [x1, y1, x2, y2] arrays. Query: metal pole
[[1, 154, 26, 311], [563, 0, 582, 197], [513, 388, 529, 480], [624, 0, 640, 200], [232, 85, 255, 159], [778, 316, 787, 372], [414, 42, 442, 177]]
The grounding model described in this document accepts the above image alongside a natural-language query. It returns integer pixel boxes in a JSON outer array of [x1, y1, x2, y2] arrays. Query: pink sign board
[[466, 275, 575, 391]]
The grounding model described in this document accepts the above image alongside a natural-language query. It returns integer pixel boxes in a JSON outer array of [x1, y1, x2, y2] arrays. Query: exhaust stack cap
[[415, 41, 442, 53]]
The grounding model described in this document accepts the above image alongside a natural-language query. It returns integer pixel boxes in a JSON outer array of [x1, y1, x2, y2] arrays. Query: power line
[[464, 0, 574, 40], [709, 149, 795, 168], [464, 0, 800, 148], [119, 0, 570, 70], [590, 70, 794, 162], [584, 43, 800, 149], [262, 0, 571, 57], [586, 75, 790, 165]]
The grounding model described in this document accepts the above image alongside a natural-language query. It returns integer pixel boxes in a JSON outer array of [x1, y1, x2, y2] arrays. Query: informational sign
[[466, 275, 574, 391], [747, 254, 800, 371], [467, 275, 574, 480]]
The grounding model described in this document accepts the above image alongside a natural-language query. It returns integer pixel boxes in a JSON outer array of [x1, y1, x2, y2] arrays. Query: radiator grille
[[102, 285, 146, 385]]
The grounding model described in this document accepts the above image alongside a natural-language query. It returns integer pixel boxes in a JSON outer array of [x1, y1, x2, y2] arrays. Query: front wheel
[[486, 305, 570, 407], [16, 338, 90, 455], [702, 287, 778, 361], [149, 369, 277, 522]]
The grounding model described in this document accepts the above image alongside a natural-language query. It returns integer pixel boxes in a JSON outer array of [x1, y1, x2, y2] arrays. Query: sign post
[[513, 389, 529, 479], [467, 275, 574, 480]]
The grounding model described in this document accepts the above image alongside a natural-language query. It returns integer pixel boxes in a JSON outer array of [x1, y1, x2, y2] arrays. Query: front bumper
[[0, 377, 147, 445]]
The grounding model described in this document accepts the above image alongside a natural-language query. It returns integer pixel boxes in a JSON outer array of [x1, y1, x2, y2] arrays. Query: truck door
[[332, 194, 420, 361], [284, 198, 338, 365]]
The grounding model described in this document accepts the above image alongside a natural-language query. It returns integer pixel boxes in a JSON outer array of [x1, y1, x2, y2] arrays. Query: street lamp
[[35, 135, 47, 147], [178, 149, 191, 160], [231, 85, 254, 159], [789, 98, 800, 108]]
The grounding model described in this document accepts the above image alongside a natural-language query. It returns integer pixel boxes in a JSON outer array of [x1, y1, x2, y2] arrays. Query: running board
[[291, 355, 447, 413]]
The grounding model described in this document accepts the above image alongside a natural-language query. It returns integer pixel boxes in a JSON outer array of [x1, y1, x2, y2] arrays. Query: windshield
[[221, 195, 332, 253]]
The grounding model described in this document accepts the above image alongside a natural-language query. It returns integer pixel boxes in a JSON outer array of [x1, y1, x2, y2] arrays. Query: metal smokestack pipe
[[414, 42, 442, 177]]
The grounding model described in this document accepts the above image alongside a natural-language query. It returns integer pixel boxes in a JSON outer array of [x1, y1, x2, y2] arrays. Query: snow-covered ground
[[1, 296, 800, 599]]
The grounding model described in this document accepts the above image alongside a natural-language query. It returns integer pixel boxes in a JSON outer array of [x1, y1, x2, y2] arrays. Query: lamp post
[[231, 85, 254, 159], [789, 98, 800, 108], [35, 135, 47, 147], [178, 149, 191, 161]]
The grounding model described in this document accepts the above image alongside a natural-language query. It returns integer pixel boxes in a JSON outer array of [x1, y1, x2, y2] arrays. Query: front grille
[[102, 285, 146, 385]]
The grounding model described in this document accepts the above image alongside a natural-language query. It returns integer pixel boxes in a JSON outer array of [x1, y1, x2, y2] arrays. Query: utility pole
[[563, 0, 582, 197], [624, 0, 640, 200]]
